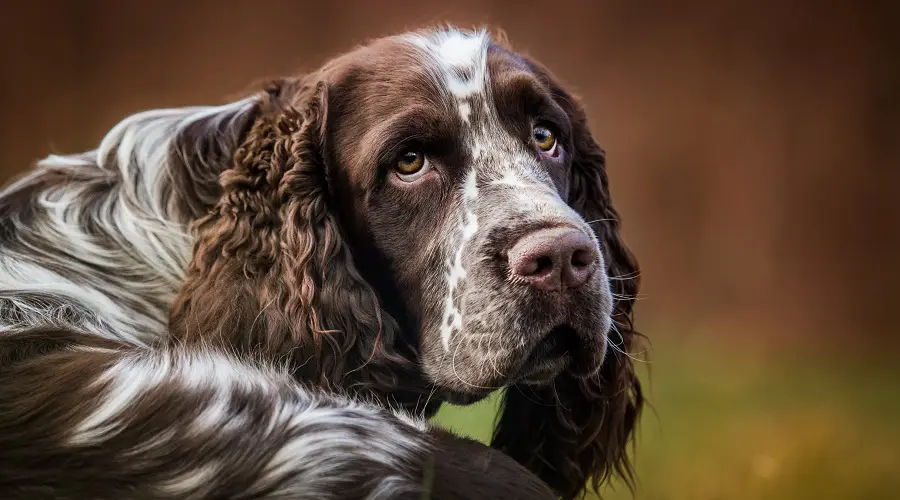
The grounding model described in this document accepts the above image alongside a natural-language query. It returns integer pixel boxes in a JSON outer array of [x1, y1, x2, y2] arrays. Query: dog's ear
[[164, 92, 268, 219], [169, 78, 413, 392], [491, 62, 644, 499]]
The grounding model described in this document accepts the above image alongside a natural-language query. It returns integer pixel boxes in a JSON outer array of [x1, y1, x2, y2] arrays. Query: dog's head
[[170, 27, 643, 499]]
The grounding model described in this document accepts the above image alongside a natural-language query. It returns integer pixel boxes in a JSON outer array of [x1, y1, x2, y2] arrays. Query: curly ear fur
[[491, 83, 644, 499], [169, 79, 418, 396], [169, 54, 642, 499]]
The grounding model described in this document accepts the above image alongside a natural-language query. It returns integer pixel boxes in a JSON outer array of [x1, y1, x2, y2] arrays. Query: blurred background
[[2, 1, 898, 498]]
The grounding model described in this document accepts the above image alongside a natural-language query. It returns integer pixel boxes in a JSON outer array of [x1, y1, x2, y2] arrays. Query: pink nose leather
[[508, 228, 599, 291]]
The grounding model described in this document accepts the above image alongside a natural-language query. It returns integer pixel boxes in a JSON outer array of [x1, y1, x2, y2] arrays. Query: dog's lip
[[513, 324, 579, 381], [518, 354, 571, 384]]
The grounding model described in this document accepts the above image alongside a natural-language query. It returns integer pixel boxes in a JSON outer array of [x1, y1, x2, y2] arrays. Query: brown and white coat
[[0, 27, 643, 499]]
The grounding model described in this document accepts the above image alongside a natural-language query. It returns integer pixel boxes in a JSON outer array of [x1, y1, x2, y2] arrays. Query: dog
[[0, 26, 643, 499]]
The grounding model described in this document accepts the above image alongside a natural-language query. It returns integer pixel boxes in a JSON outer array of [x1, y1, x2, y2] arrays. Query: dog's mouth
[[515, 325, 580, 384]]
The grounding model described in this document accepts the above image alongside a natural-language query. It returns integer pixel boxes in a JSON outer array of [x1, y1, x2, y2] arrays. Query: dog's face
[[171, 27, 642, 497], [319, 31, 613, 394]]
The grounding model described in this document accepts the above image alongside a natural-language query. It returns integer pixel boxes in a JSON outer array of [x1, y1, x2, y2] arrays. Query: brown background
[[2, 0, 898, 353]]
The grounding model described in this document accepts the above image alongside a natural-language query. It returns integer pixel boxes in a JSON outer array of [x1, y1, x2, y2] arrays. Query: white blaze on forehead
[[403, 28, 490, 103], [458, 102, 472, 124], [434, 32, 484, 67], [404, 29, 493, 351], [408, 30, 583, 354]]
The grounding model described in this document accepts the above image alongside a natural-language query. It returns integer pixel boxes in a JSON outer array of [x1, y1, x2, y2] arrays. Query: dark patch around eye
[[492, 73, 573, 146], [530, 104, 571, 145], [374, 116, 450, 166]]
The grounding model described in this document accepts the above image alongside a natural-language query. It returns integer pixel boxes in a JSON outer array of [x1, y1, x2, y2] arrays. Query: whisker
[[585, 218, 618, 225], [549, 380, 570, 413], [607, 271, 641, 281], [449, 334, 504, 392], [512, 384, 553, 407], [607, 323, 652, 364], [419, 382, 440, 416]]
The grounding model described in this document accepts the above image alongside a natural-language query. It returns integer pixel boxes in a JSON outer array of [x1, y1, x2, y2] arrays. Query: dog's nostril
[[533, 256, 553, 275], [571, 249, 593, 269]]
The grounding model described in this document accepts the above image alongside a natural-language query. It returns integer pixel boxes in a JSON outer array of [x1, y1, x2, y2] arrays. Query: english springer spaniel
[[0, 27, 643, 499]]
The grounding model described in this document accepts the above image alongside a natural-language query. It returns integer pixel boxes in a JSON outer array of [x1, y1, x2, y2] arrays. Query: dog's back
[[0, 100, 254, 344]]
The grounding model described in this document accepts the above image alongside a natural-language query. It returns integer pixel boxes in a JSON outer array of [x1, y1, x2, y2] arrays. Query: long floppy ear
[[169, 79, 417, 394], [491, 72, 644, 499]]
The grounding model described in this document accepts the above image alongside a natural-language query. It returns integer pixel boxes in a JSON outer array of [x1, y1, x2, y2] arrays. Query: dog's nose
[[508, 227, 599, 291]]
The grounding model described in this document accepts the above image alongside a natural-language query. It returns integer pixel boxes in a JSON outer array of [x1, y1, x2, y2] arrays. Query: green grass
[[431, 338, 900, 500]]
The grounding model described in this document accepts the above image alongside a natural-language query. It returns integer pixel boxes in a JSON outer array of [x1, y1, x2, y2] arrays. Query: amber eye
[[532, 125, 557, 152], [395, 150, 428, 177]]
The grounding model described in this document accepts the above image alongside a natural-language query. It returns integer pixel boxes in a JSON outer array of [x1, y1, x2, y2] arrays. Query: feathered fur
[[0, 27, 643, 500]]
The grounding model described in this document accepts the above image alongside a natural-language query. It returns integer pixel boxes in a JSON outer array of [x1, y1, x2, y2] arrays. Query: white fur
[[122, 427, 178, 458], [0, 26, 569, 500], [439, 169, 481, 351], [410, 28, 587, 355], [491, 171, 529, 189], [70, 350, 284, 445], [157, 462, 221, 496], [261, 405, 423, 482], [0, 98, 256, 345], [191, 393, 232, 433], [463, 169, 479, 201], [392, 409, 430, 432], [407, 29, 495, 351], [431, 32, 484, 68], [458, 101, 472, 123], [403, 29, 490, 117], [68, 348, 429, 498], [0, 70, 433, 499], [71, 352, 173, 444]]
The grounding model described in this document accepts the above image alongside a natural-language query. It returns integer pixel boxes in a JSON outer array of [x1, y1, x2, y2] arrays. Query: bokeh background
[[2, 1, 898, 498]]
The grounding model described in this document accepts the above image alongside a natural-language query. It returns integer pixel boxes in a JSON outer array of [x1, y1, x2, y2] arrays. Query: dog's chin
[[513, 323, 609, 385], [511, 324, 577, 384], [424, 323, 608, 397], [517, 355, 570, 385]]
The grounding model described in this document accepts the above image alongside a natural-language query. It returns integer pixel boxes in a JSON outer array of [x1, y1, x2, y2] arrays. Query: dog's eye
[[395, 150, 430, 179], [532, 125, 557, 153]]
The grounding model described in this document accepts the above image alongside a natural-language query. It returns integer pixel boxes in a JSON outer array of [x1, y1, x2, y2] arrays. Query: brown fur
[[168, 30, 644, 499]]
